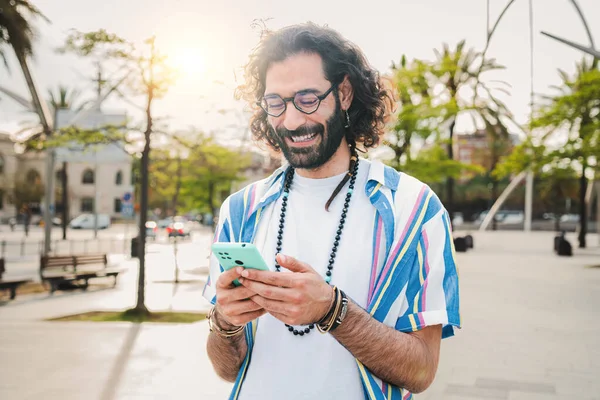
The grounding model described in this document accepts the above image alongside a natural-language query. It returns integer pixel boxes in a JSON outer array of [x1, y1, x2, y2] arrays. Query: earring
[[344, 110, 351, 128]]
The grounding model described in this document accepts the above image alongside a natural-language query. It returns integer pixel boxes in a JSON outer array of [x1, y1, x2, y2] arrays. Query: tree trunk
[[578, 165, 587, 248], [62, 162, 68, 240], [446, 118, 456, 225], [14, 53, 55, 255], [135, 41, 157, 315], [171, 154, 182, 217], [491, 178, 498, 231], [208, 180, 217, 232]]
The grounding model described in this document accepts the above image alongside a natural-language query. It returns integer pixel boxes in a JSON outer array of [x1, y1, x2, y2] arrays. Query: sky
[[1, 0, 599, 143]]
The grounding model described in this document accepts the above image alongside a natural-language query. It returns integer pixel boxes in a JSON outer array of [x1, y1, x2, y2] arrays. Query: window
[[26, 169, 41, 185], [0, 155, 4, 174], [81, 197, 94, 212], [114, 198, 122, 213], [115, 170, 123, 186], [82, 169, 94, 184]]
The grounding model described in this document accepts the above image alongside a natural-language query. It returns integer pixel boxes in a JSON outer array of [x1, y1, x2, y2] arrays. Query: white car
[[69, 213, 111, 229]]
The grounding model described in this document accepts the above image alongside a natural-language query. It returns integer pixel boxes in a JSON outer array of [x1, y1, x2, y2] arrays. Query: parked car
[[146, 221, 158, 240], [560, 214, 580, 223], [157, 218, 171, 229], [69, 213, 111, 229], [167, 220, 191, 238]]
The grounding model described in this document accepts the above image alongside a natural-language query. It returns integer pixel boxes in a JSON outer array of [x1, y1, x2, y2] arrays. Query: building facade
[[0, 131, 133, 223]]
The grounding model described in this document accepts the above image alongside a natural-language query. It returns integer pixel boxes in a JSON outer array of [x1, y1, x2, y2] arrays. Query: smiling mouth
[[289, 132, 318, 143]]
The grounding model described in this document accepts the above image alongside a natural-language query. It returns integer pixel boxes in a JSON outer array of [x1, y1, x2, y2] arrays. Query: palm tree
[[532, 59, 600, 247], [430, 40, 509, 221], [0, 0, 53, 133], [48, 85, 81, 112], [1, 1, 56, 253]]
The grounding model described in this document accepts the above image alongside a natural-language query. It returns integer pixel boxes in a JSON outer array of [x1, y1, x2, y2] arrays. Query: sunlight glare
[[169, 49, 206, 79]]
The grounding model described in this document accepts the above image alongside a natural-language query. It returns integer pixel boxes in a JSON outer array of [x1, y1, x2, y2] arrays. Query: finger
[[269, 311, 294, 325], [276, 254, 314, 273], [232, 309, 267, 326], [238, 277, 295, 301], [240, 269, 295, 287], [251, 295, 294, 316], [221, 286, 260, 302], [216, 267, 244, 288], [225, 299, 263, 316]]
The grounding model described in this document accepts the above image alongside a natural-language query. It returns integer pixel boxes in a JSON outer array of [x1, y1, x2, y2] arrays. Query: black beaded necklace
[[275, 158, 359, 336]]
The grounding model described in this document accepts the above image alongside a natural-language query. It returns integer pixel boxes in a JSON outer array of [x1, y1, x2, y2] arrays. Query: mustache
[[275, 124, 324, 139]]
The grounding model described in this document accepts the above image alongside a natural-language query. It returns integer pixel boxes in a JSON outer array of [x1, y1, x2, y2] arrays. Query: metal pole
[[43, 149, 56, 253], [94, 148, 98, 239], [174, 235, 179, 283], [62, 161, 68, 240], [524, 0, 535, 232]]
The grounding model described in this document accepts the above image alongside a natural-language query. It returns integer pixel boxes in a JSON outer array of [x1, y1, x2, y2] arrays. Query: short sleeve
[[202, 197, 232, 305], [394, 208, 461, 339]]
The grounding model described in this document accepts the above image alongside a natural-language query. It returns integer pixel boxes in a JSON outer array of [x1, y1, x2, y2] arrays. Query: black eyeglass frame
[[257, 82, 338, 117]]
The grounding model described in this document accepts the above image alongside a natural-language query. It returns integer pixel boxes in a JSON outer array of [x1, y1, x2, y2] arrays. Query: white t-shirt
[[238, 161, 375, 400]]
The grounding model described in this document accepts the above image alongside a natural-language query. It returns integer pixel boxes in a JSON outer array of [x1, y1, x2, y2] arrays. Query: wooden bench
[[0, 258, 32, 300], [40, 254, 123, 293]]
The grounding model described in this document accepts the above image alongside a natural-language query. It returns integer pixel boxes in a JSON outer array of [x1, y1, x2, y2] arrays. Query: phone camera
[[235, 260, 244, 266]]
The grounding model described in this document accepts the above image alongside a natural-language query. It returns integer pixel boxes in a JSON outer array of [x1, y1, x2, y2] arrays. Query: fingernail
[[241, 270, 249, 277], [236, 267, 243, 274], [279, 254, 286, 263], [238, 277, 244, 283]]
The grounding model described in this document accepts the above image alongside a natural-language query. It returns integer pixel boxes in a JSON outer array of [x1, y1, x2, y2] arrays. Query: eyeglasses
[[258, 83, 337, 117]]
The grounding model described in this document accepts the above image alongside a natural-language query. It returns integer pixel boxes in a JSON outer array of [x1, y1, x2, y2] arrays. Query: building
[[0, 108, 133, 222], [454, 129, 520, 179]]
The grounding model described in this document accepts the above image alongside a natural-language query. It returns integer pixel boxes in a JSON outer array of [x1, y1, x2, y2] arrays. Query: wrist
[[317, 285, 337, 324], [317, 287, 349, 334], [213, 305, 242, 330]]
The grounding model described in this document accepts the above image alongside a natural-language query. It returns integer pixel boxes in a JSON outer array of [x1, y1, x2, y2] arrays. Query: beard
[[269, 104, 346, 170]]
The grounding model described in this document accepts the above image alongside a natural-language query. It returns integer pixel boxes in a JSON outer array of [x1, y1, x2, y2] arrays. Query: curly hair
[[235, 22, 393, 151]]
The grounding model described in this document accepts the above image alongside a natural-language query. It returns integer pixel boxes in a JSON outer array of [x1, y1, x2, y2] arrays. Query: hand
[[238, 254, 334, 326], [215, 266, 266, 328]]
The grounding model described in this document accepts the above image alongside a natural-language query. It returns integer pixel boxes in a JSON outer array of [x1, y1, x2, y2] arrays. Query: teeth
[[291, 133, 317, 143]]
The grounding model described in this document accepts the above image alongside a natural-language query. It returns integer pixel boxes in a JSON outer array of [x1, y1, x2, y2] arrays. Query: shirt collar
[[255, 158, 399, 208]]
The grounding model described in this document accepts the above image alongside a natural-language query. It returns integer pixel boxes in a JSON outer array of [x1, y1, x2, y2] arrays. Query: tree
[[1, 0, 55, 251], [12, 179, 43, 212], [387, 50, 496, 198], [62, 30, 175, 315], [148, 147, 184, 216], [180, 135, 252, 221], [387, 56, 439, 169], [538, 166, 579, 231], [429, 40, 509, 220], [47, 85, 82, 114], [530, 60, 600, 247]]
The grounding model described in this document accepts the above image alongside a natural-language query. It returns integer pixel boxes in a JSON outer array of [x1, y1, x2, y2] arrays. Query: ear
[[338, 75, 354, 111]]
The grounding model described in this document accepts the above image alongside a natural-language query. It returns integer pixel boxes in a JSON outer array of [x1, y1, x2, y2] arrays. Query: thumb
[[277, 254, 313, 273]]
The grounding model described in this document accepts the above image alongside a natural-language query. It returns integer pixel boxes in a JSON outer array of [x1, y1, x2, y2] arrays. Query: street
[[0, 223, 214, 284]]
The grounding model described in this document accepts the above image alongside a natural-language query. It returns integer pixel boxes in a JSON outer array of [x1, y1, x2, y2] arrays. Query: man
[[203, 23, 460, 400]]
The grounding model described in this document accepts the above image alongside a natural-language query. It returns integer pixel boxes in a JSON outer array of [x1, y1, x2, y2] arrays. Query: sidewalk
[[0, 231, 599, 399]]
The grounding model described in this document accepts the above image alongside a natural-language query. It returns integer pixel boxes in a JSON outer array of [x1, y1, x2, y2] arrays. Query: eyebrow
[[264, 88, 322, 98]]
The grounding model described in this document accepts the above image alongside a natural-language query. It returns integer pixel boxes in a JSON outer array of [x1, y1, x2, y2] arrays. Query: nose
[[281, 104, 307, 132]]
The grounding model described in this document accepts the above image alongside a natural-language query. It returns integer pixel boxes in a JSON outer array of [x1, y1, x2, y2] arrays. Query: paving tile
[[475, 378, 556, 394]]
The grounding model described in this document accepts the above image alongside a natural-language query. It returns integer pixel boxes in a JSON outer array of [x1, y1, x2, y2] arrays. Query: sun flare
[[169, 49, 206, 78]]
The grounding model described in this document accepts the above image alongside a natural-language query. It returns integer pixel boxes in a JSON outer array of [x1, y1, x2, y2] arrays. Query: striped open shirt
[[203, 158, 461, 400]]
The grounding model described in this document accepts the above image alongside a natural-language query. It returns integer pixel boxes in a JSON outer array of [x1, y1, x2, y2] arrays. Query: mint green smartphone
[[211, 242, 270, 286]]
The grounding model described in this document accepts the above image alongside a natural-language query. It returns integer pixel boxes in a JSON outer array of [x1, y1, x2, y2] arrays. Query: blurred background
[[0, 1, 599, 399]]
